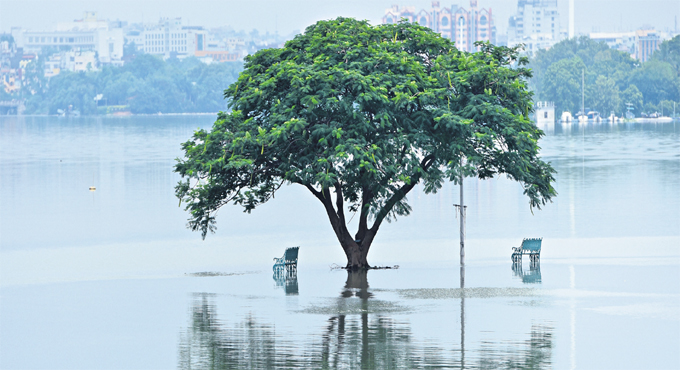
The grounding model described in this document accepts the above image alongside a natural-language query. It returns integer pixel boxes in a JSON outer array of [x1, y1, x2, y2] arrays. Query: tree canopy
[[175, 18, 556, 269]]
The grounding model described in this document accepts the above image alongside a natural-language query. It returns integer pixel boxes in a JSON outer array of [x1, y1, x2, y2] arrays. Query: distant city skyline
[[2, 0, 679, 37]]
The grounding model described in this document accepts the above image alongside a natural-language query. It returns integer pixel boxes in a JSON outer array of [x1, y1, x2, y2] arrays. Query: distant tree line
[[20, 54, 242, 115], [11, 34, 680, 117], [531, 35, 680, 116]]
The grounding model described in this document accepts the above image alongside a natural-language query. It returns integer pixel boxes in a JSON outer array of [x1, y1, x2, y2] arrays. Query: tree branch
[[356, 186, 372, 241], [303, 183, 324, 202], [369, 154, 435, 232], [334, 182, 346, 225]]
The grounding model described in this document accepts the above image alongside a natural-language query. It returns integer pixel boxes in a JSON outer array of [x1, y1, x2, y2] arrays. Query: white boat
[[586, 111, 601, 122], [560, 111, 573, 123]]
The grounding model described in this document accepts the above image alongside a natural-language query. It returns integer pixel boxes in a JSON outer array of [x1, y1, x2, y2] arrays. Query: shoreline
[[1, 112, 220, 118]]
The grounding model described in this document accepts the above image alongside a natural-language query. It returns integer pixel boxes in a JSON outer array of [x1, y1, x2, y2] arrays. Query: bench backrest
[[521, 238, 542, 252], [284, 247, 299, 262]]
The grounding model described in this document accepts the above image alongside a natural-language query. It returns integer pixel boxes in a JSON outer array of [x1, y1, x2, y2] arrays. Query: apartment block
[[383, 1, 495, 53], [507, 0, 564, 54]]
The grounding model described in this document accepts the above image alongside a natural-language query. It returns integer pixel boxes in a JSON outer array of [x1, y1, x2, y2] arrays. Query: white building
[[535, 101, 555, 126], [11, 12, 124, 65], [589, 29, 678, 62], [43, 50, 98, 77], [589, 32, 637, 54], [507, 0, 564, 54], [225, 37, 245, 51], [139, 18, 207, 58], [125, 31, 144, 50]]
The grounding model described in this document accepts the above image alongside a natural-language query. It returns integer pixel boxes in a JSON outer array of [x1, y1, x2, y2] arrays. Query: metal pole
[[460, 159, 465, 267], [459, 157, 465, 369], [454, 158, 466, 287], [460, 286, 465, 368]]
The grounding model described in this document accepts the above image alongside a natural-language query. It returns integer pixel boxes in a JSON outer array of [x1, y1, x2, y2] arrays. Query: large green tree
[[620, 84, 643, 115], [628, 59, 680, 105], [530, 36, 639, 114], [592, 76, 621, 116], [540, 56, 585, 114], [174, 18, 556, 269], [652, 35, 680, 75]]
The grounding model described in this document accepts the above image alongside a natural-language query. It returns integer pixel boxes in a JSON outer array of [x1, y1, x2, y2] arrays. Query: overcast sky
[[2, 0, 679, 36]]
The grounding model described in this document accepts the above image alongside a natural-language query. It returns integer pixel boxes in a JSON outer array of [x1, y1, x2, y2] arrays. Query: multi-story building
[[382, 1, 495, 53], [43, 50, 98, 77], [507, 0, 563, 54], [139, 18, 207, 58], [125, 31, 144, 50], [635, 29, 659, 63], [10, 12, 124, 65], [589, 32, 637, 54], [589, 29, 673, 63]]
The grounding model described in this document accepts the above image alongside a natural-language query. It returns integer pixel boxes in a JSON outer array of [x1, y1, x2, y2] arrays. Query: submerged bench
[[273, 246, 299, 273], [511, 238, 542, 264]]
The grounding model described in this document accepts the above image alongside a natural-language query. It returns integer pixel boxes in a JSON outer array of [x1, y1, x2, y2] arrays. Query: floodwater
[[0, 116, 678, 369]]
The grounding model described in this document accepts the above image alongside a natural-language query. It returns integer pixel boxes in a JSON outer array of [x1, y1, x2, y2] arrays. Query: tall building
[[635, 29, 659, 63], [507, 0, 563, 54], [382, 1, 495, 53]]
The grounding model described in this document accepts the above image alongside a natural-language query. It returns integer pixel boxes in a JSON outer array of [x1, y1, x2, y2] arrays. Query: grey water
[[0, 116, 678, 369]]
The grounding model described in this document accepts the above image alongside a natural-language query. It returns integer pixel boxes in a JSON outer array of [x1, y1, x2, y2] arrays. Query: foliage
[[0, 34, 15, 44], [174, 18, 556, 268], [21, 58, 50, 114], [22, 54, 242, 114], [46, 70, 98, 114], [22, 58, 47, 96], [531, 35, 680, 115], [628, 59, 680, 106], [531, 36, 611, 89], [0, 86, 12, 100], [123, 40, 141, 58], [540, 57, 585, 114], [620, 85, 643, 114], [658, 100, 679, 116], [591, 76, 620, 115], [652, 35, 680, 75]]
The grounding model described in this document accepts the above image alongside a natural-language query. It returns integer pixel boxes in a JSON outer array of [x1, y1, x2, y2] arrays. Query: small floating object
[[89, 186, 96, 191]]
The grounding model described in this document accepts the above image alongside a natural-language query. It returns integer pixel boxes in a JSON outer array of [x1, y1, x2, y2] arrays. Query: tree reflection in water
[[318, 269, 425, 369], [178, 272, 554, 369]]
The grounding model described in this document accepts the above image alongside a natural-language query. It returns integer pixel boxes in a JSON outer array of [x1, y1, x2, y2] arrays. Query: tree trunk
[[340, 236, 371, 270], [305, 183, 376, 270], [305, 180, 412, 270]]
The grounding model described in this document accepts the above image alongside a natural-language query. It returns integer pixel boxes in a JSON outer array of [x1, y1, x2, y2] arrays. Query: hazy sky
[[2, 0, 679, 36]]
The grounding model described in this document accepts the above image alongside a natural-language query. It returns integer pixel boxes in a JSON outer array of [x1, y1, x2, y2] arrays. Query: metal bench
[[511, 238, 542, 265], [273, 246, 299, 274]]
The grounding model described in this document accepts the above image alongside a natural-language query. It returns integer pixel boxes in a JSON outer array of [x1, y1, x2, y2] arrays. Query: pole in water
[[459, 159, 466, 366], [460, 167, 464, 267], [454, 158, 466, 287]]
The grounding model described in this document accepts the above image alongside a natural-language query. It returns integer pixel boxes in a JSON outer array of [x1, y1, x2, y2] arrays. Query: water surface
[[1, 116, 678, 369]]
